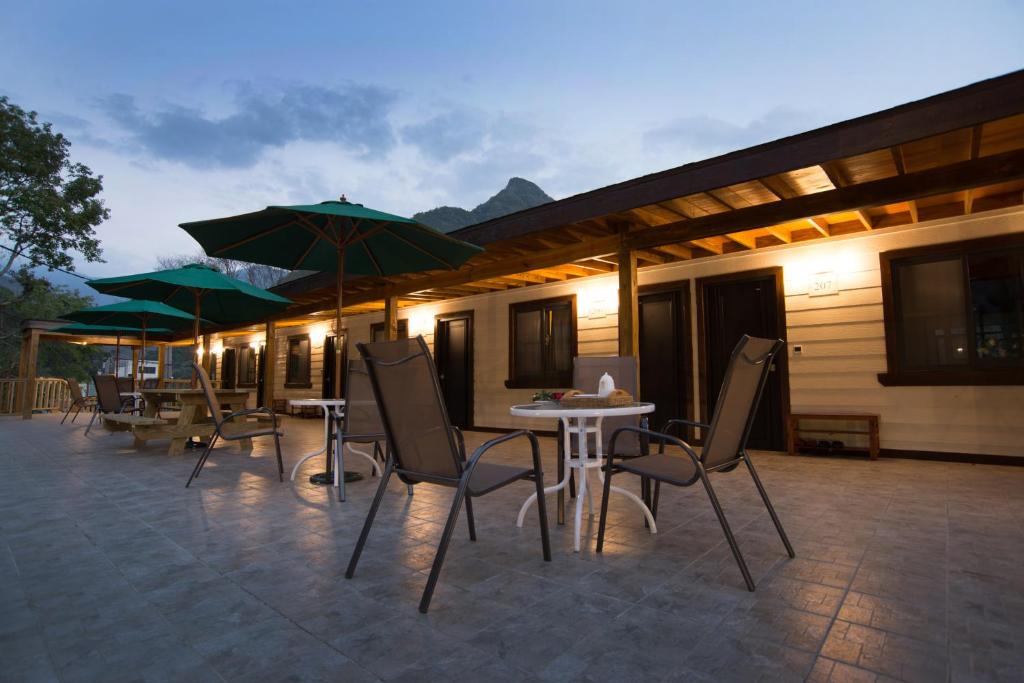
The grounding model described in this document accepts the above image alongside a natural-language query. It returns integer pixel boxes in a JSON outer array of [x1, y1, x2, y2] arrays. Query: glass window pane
[[896, 258, 968, 368], [548, 304, 572, 376], [515, 309, 543, 379], [969, 250, 1024, 364]]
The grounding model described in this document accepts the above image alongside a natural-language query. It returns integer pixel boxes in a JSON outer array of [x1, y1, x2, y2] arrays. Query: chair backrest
[[92, 374, 122, 413], [142, 378, 159, 389], [192, 362, 225, 429], [357, 336, 462, 482], [116, 377, 134, 393], [701, 335, 784, 468], [572, 356, 644, 456], [65, 378, 83, 402], [343, 359, 385, 442]]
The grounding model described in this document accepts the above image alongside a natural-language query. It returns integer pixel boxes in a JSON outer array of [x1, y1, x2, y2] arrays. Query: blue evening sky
[[2, 0, 1022, 279]]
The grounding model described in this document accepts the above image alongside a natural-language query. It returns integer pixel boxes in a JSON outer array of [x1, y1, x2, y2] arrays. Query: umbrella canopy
[[62, 300, 199, 390], [85, 264, 291, 325], [51, 323, 173, 382], [179, 199, 483, 397], [62, 299, 196, 329], [86, 264, 291, 385]]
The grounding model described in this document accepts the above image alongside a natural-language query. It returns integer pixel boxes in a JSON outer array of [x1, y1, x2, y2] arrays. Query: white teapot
[[598, 372, 615, 397]]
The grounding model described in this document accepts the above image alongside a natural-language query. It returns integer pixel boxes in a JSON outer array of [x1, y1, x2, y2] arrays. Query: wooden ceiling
[[269, 71, 1024, 321]]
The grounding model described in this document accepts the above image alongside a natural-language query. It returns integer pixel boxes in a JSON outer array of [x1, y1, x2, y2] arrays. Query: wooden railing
[[0, 377, 72, 415]]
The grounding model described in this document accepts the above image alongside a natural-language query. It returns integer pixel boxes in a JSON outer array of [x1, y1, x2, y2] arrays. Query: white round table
[[288, 399, 345, 487], [510, 401, 657, 552]]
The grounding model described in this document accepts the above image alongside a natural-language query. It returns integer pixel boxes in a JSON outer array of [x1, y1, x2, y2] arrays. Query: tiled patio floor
[[1, 414, 1022, 682]]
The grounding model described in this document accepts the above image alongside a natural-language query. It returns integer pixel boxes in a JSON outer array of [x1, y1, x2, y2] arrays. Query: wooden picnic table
[[138, 388, 253, 455]]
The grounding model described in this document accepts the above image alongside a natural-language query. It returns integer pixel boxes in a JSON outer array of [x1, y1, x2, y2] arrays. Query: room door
[[699, 268, 788, 451], [435, 312, 473, 428], [638, 283, 691, 433], [256, 345, 266, 406], [321, 335, 344, 399], [221, 348, 236, 390]]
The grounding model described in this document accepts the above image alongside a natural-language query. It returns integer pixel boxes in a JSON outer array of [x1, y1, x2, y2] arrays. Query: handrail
[[0, 377, 72, 415]]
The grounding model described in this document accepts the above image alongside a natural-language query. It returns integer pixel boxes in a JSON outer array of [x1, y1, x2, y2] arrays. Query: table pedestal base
[[309, 471, 363, 486]]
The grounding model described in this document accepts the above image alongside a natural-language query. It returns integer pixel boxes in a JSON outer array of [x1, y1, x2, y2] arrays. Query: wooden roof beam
[[635, 249, 668, 265], [689, 237, 724, 255], [805, 217, 830, 237], [654, 243, 693, 259], [725, 233, 756, 249], [766, 226, 794, 243], [821, 161, 874, 229]]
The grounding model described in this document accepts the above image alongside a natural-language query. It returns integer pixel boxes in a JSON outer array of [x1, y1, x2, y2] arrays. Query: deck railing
[[0, 377, 72, 415]]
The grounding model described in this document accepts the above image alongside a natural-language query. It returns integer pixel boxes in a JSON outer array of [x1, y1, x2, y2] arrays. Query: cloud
[[401, 109, 489, 162], [97, 83, 398, 168], [643, 108, 821, 158]]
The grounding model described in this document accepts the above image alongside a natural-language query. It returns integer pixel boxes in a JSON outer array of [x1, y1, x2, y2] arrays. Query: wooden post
[[131, 346, 140, 388], [201, 335, 212, 374], [617, 244, 639, 358], [21, 329, 40, 420], [384, 296, 399, 340], [263, 321, 276, 409], [156, 344, 166, 382]]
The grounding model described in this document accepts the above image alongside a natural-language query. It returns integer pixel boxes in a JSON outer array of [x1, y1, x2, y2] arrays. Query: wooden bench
[[101, 414, 169, 431], [787, 413, 880, 460]]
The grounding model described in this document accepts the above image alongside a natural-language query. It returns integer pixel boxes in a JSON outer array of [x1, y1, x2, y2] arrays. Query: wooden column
[[156, 345, 166, 382], [201, 335, 212, 374], [263, 321, 276, 409], [617, 244, 639, 358], [384, 296, 399, 340], [20, 329, 40, 420], [131, 347, 140, 386]]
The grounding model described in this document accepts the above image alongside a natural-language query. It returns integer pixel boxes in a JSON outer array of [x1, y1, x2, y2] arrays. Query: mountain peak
[[414, 178, 553, 233]]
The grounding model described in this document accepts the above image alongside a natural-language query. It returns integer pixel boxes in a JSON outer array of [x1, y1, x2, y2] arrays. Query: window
[[879, 234, 1024, 385], [237, 346, 258, 387], [506, 295, 577, 388], [370, 319, 408, 342], [285, 334, 312, 388], [209, 354, 217, 382]]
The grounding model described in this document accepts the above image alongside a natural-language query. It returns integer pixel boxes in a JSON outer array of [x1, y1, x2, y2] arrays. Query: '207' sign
[[809, 271, 838, 297]]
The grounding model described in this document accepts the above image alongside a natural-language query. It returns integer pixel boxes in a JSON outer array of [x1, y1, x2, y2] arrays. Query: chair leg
[[274, 431, 284, 482], [186, 433, 219, 488], [697, 469, 755, 591], [71, 404, 83, 423], [84, 408, 98, 435], [595, 462, 615, 553], [61, 402, 75, 425], [744, 454, 795, 558], [346, 459, 393, 579], [652, 481, 661, 521], [464, 495, 477, 541], [420, 478, 470, 614], [533, 471, 552, 561]]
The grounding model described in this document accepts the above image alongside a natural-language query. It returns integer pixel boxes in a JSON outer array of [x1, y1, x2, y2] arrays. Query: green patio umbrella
[[62, 300, 197, 390], [52, 323, 173, 382], [179, 198, 483, 398], [86, 264, 291, 384]]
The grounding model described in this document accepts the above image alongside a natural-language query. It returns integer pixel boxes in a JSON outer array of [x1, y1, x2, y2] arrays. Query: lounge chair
[[61, 378, 95, 424], [331, 359, 395, 502], [85, 374, 140, 435], [596, 335, 795, 591], [185, 362, 284, 487], [345, 336, 551, 613]]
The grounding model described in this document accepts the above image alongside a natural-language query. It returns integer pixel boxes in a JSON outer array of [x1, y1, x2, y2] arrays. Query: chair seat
[[468, 462, 532, 496], [222, 428, 284, 440], [618, 453, 697, 486]]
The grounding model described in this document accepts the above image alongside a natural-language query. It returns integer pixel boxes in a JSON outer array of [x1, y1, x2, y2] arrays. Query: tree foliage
[[1, 96, 108, 278], [156, 252, 288, 290], [0, 268, 106, 380]]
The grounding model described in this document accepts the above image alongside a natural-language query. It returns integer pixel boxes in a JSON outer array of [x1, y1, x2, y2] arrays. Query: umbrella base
[[309, 471, 363, 486], [185, 439, 209, 449]]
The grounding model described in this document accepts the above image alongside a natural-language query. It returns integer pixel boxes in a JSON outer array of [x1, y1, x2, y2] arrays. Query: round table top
[[289, 398, 346, 407], [510, 401, 654, 419]]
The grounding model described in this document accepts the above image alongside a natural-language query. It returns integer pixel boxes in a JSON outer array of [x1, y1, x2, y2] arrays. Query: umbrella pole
[[192, 292, 201, 388], [334, 247, 344, 400], [114, 334, 121, 379], [138, 318, 147, 393]]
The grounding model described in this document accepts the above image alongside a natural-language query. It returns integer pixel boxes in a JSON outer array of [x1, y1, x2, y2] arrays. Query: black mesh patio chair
[[61, 378, 95, 425], [116, 376, 134, 393], [185, 362, 284, 488], [561, 356, 650, 520], [346, 336, 551, 613], [596, 335, 795, 591], [85, 374, 140, 435], [330, 358, 403, 502]]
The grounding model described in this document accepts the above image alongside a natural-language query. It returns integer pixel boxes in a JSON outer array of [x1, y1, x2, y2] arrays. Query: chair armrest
[[661, 418, 711, 436], [607, 426, 702, 471], [464, 429, 543, 481], [223, 407, 278, 430]]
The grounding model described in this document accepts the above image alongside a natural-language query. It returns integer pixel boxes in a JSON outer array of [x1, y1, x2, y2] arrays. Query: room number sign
[[809, 271, 838, 297]]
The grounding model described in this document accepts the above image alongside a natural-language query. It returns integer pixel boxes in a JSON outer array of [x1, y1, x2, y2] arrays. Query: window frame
[[236, 345, 258, 388], [879, 233, 1024, 386], [506, 294, 578, 389], [284, 333, 313, 389]]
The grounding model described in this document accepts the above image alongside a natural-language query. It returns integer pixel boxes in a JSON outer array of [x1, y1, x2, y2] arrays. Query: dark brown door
[[435, 313, 473, 428], [639, 286, 690, 432], [256, 345, 266, 406], [322, 335, 345, 399], [221, 348, 236, 389], [700, 269, 787, 451]]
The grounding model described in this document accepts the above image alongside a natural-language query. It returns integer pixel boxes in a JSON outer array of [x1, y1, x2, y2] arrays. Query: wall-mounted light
[[578, 283, 617, 319], [409, 311, 434, 337], [310, 324, 328, 346], [249, 340, 260, 350], [211, 341, 224, 356]]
